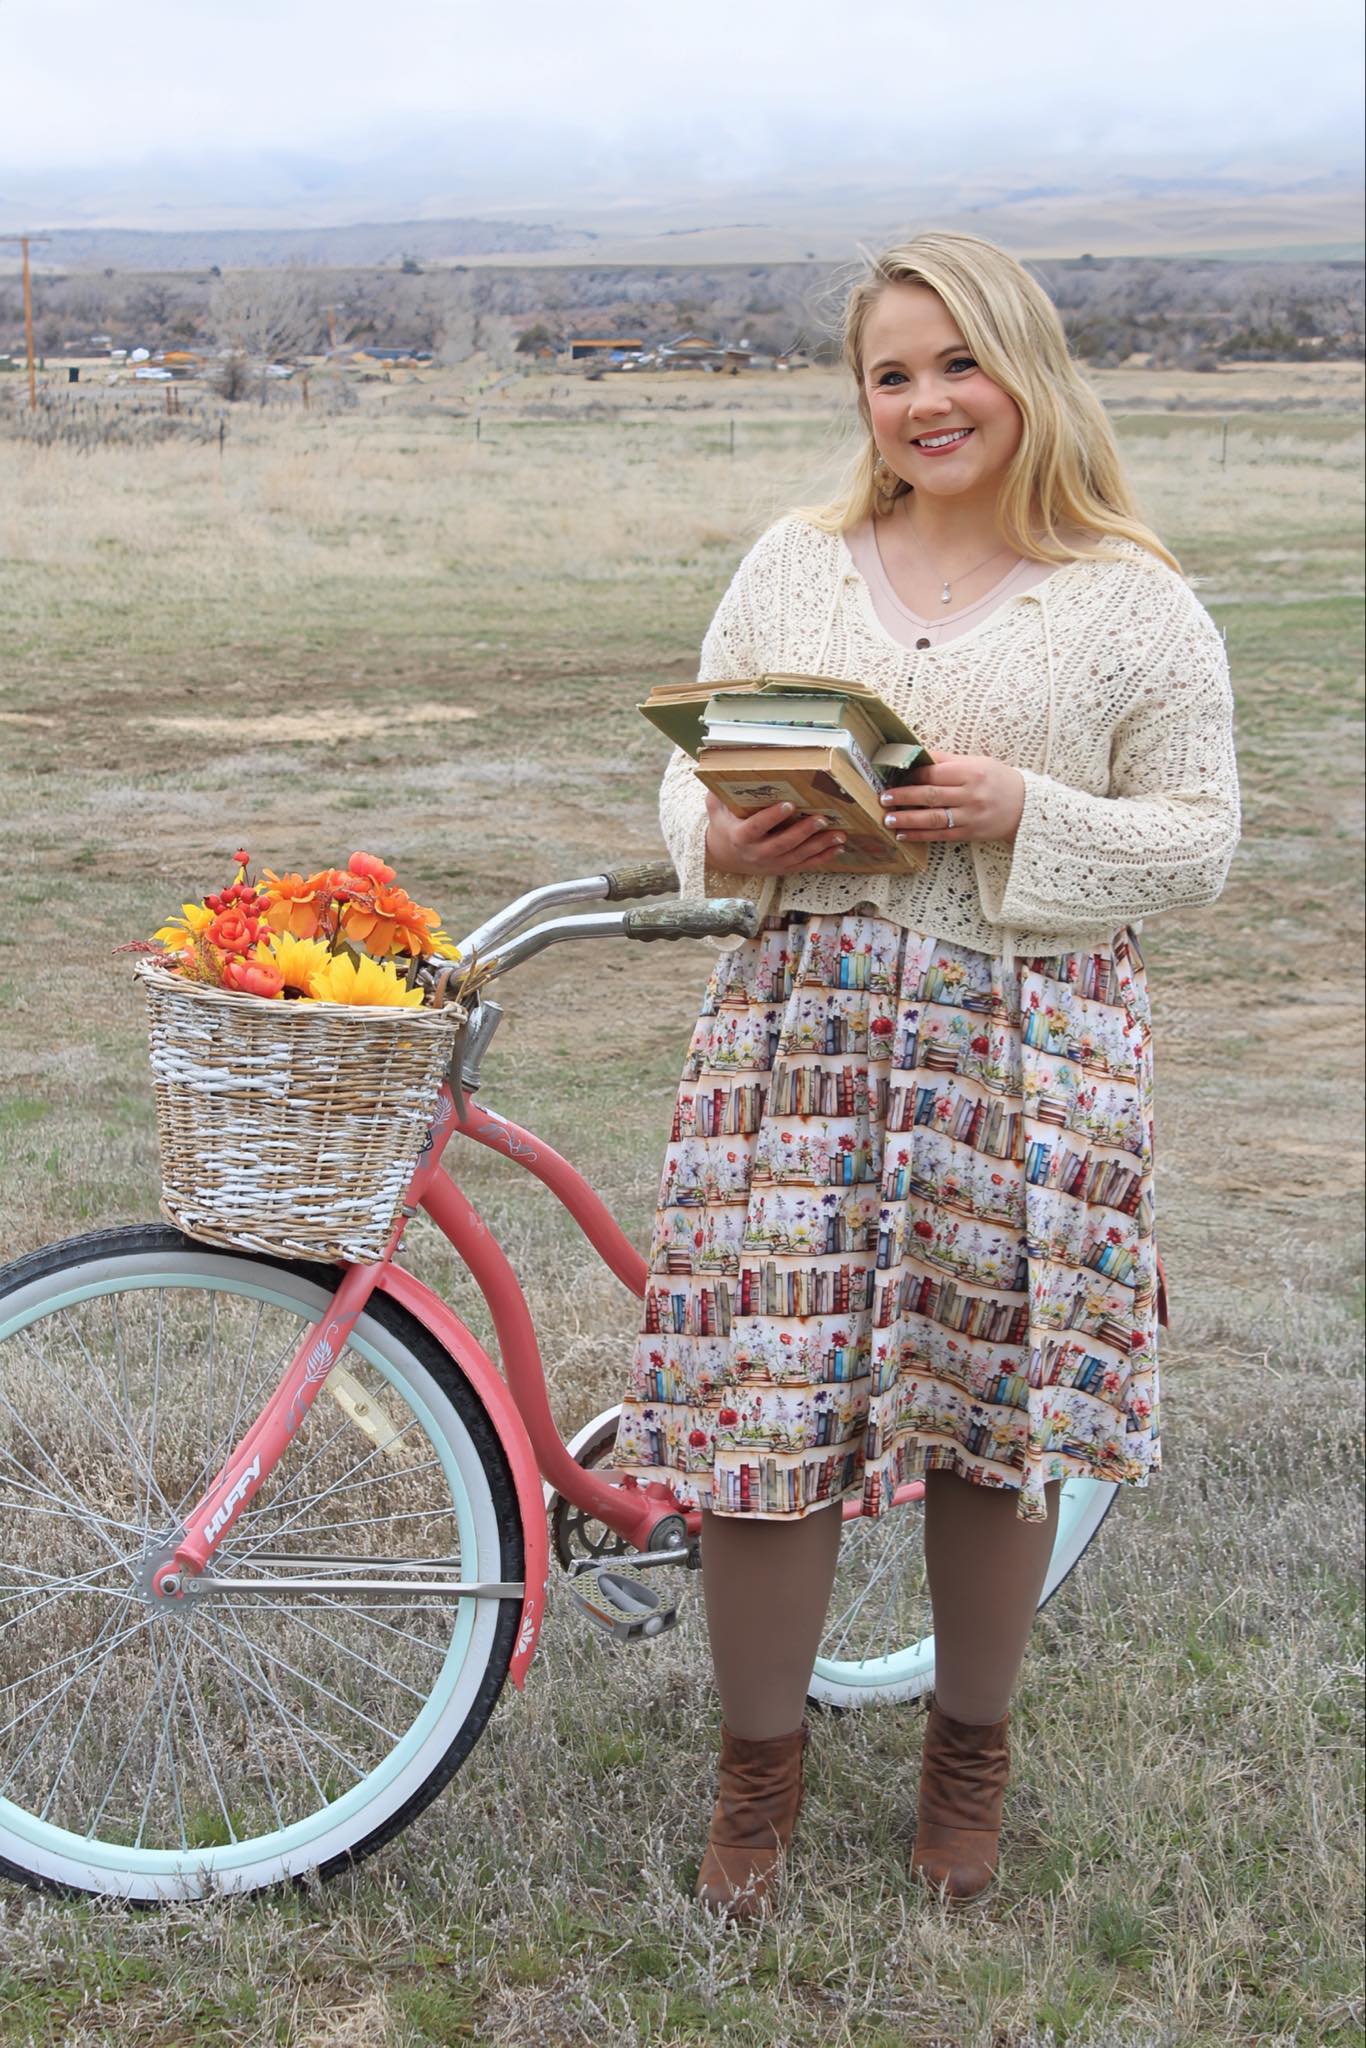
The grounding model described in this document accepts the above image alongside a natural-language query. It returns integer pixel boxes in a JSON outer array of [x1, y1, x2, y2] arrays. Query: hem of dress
[[608, 1448, 1159, 1524]]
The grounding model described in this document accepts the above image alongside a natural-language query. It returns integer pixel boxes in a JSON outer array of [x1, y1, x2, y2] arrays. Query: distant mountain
[[16, 217, 593, 273], [2, 130, 1360, 271]]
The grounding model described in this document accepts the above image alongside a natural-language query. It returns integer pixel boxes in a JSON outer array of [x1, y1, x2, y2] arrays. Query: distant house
[[567, 335, 646, 362], [657, 333, 754, 371], [151, 350, 207, 379], [349, 346, 434, 364]]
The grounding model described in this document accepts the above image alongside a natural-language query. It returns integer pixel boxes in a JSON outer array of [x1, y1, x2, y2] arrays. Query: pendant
[[940, 581, 952, 605]]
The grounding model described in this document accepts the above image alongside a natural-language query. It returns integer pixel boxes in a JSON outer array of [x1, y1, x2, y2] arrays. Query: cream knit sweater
[[659, 514, 1241, 960]]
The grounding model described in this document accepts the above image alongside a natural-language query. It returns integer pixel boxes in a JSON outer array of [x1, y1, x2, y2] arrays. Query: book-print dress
[[610, 530, 1171, 1521], [608, 911, 1164, 1523]]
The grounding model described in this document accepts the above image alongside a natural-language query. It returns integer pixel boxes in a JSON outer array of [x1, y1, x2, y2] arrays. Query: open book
[[639, 671, 934, 876]]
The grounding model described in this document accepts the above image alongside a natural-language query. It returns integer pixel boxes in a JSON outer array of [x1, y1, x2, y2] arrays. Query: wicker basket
[[137, 961, 461, 1263]]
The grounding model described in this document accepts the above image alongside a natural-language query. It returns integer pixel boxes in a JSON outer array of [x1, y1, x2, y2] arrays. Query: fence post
[[1220, 420, 1229, 468], [729, 418, 735, 457]]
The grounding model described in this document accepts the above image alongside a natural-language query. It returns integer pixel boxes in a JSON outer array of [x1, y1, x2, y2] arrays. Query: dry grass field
[[0, 358, 1362, 2046]]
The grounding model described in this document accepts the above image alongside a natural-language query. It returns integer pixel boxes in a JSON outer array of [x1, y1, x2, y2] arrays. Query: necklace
[[901, 504, 1016, 605]]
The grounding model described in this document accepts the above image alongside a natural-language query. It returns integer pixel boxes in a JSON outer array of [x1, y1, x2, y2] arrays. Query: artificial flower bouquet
[[133, 849, 472, 1264], [144, 847, 463, 1007]]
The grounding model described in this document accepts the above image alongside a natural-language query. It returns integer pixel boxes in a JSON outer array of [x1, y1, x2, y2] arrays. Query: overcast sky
[[3, 0, 1362, 172]]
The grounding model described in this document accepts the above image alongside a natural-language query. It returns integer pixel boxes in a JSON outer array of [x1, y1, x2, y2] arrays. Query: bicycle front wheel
[[0, 1226, 523, 1901]]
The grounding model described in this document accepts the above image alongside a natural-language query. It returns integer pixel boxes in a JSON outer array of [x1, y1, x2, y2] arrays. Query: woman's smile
[[908, 426, 975, 456]]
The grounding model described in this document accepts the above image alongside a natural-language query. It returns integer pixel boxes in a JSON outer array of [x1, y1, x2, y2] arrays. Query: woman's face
[[861, 281, 1022, 506]]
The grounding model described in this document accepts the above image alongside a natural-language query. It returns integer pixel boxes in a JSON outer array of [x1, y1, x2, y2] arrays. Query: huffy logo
[[202, 1453, 261, 1546]]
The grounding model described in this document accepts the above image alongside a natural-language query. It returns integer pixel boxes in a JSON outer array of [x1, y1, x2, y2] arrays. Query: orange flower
[[348, 850, 396, 885], [207, 908, 257, 955], [258, 871, 327, 940], [341, 884, 440, 959], [222, 955, 284, 999]]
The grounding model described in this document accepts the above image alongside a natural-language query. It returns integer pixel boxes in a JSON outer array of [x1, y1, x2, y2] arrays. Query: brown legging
[[700, 1471, 1062, 1739]]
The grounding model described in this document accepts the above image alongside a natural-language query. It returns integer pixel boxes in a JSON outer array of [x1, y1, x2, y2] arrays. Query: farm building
[[348, 346, 434, 364], [567, 336, 646, 361]]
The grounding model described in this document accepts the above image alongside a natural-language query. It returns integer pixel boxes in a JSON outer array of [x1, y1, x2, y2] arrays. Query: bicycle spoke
[[0, 1554, 141, 1635], [171, 1631, 239, 1847], [51, 1309, 178, 1526], [0, 1388, 128, 1567], [1, 1600, 132, 1804], [215, 1599, 429, 1703], [213, 1614, 402, 1745], [0, 1486, 144, 1541], [232, 1421, 426, 1562], [36, 1602, 136, 1821], [214, 1640, 287, 1833], [0, 1613, 155, 1748], [199, 1613, 369, 1789]]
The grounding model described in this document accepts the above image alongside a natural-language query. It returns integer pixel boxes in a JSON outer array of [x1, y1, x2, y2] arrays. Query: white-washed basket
[[137, 961, 459, 1263]]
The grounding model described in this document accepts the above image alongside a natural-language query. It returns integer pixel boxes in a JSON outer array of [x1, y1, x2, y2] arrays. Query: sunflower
[[153, 901, 214, 954], [306, 952, 426, 1008], [268, 934, 332, 997]]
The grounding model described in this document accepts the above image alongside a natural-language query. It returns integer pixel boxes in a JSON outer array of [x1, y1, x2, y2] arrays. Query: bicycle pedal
[[568, 1567, 680, 1644]]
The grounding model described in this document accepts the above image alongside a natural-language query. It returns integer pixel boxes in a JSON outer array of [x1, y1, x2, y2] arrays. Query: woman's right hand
[[704, 792, 847, 875]]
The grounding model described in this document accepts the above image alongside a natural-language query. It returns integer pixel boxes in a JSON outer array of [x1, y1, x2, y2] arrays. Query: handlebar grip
[[600, 859, 680, 901], [622, 897, 761, 943]]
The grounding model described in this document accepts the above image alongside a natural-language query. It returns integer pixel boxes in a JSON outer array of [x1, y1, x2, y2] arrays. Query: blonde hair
[[795, 229, 1179, 571]]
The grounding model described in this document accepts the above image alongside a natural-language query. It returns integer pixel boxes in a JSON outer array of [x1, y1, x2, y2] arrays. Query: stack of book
[[639, 671, 934, 874]]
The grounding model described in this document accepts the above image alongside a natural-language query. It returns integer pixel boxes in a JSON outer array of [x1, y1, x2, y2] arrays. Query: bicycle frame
[[151, 1073, 925, 1690]]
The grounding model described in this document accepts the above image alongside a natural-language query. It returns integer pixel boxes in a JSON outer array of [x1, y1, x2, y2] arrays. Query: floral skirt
[[609, 909, 1164, 1524]]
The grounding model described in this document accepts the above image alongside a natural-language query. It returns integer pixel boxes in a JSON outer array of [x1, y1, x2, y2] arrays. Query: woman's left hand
[[880, 752, 1026, 845]]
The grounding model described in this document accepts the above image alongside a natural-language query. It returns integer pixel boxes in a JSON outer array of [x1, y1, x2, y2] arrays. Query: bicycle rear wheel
[[810, 1473, 1117, 1709], [0, 1226, 523, 1901], [551, 1405, 1115, 1709]]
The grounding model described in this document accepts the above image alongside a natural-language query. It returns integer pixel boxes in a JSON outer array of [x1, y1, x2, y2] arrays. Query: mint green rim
[[0, 1264, 483, 1883]]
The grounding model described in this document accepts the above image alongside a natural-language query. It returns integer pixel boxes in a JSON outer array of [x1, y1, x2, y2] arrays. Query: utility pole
[[2, 235, 51, 409]]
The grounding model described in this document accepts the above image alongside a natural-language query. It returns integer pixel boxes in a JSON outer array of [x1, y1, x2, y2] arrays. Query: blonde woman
[[610, 231, 1241, 1918]]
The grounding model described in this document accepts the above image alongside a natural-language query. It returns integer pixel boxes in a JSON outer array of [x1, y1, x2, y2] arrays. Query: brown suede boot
[[909, 1698, 1011, 1903], [694, 1720, 809, 1921]]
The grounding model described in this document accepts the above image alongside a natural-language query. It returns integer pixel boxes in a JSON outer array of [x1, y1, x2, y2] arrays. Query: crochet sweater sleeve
[[974, 577, 1242, 935], [658, 539, 781, 916]]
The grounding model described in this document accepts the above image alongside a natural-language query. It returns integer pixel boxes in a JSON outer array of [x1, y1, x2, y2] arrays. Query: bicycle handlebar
[[601, 859, 680, 901], [455, 896, 760, 981], [622, 898, 762, 943]]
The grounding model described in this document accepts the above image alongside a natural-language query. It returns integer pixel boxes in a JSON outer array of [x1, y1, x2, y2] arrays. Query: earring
[[873, 453, 900, 497]]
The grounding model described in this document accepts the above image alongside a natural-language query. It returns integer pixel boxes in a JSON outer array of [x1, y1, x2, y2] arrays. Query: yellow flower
[[306, 952, 426, 1008], [267, 933, 332, 996], [153, 902, 214, 952], [426, 929, 462, 961]]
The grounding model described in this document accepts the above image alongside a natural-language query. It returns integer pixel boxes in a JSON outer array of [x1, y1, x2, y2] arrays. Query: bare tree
[[130, 280, 182, 344], [209, 269, 323, 362]]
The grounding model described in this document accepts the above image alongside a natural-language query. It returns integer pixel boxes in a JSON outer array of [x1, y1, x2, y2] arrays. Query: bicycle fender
[[376, 1264, 548, 1691]]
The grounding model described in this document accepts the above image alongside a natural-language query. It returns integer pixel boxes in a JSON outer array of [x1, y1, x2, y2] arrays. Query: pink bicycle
[[0, 862, 1115, 1900]]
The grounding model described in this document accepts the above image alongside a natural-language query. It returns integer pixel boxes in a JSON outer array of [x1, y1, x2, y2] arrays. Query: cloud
[[1, 0, 1362, 169]]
